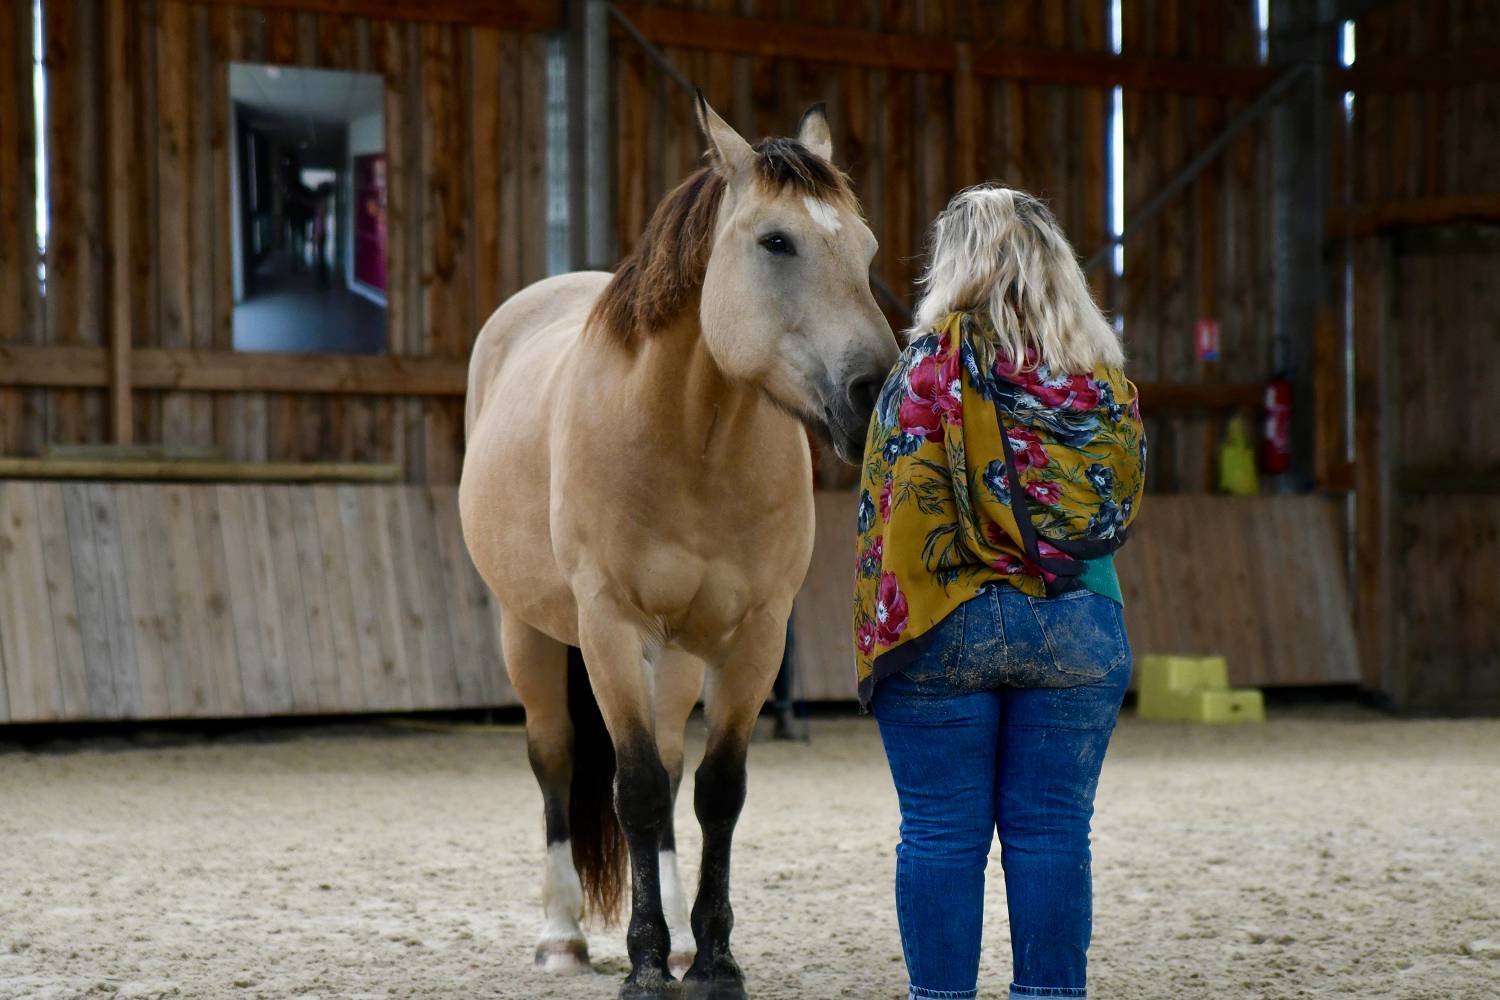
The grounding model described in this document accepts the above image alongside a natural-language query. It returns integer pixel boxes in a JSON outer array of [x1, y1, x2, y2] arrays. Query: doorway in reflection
[[229, 63, 387, 354]]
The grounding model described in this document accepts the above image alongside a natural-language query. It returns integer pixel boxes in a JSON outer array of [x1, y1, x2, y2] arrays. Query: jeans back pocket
[[1028, 591, 1129, 680]]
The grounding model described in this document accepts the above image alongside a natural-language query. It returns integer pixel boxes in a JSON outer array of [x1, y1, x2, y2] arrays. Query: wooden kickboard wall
[[0, 480, 512, 723], [0, 484, 1360, 724]]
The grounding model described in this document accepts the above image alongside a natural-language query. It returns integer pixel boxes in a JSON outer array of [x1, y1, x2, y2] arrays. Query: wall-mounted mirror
[[229, 63, 387, 354]]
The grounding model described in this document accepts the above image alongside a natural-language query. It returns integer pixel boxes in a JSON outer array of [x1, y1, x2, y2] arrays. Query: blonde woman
[[852, 185, 1146, 1000]]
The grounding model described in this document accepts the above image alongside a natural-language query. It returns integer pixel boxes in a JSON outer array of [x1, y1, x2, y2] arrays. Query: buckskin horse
[[459, 95, 896, 999]]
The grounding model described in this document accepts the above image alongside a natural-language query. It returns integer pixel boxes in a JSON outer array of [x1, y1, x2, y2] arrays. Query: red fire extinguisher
[[1261, 376, 1292, 475]]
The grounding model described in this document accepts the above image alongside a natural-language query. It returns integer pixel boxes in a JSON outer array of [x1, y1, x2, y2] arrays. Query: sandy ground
[[0, 707, 1497, 1000]]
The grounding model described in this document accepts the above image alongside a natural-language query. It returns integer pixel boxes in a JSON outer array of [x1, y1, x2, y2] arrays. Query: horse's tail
[[566, 645, 627, 925]]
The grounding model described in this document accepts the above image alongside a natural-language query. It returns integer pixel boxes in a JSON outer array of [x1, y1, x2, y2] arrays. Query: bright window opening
[[33, 0, 48, 295]]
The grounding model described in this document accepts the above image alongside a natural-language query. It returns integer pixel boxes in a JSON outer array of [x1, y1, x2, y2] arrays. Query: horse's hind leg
[[654, 648, 707, 978], [502, 616, 590, 972]]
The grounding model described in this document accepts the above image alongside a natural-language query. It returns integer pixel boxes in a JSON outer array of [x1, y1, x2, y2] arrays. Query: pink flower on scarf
[[875, 571, 909, 647]]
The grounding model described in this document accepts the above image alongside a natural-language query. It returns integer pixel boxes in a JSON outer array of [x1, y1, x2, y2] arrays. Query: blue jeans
[[871, 586, 1131, 1000]]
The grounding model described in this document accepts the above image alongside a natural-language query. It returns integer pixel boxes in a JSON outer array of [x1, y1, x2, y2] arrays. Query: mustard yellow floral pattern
[[851, 311, 1145, 706]]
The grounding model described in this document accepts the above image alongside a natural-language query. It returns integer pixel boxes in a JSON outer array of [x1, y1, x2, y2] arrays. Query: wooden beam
[[0, 345, 468, 396], [0, 344, 1259, 414], [1333, 49, 1500, 92], [0, 457, 402, 483], [103, 0, 133, 445], [1352, 238, 1394, 700], [1137, 382, 1263, 412], [1327, 194, 1500, 239], [183, 0, 562, 32], [1312, 308, 1346, 492], [610, 5, 1274, 98]]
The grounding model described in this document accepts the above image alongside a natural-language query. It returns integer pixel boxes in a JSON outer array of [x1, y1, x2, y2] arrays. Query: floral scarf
[[851, 310, 1146, 707]]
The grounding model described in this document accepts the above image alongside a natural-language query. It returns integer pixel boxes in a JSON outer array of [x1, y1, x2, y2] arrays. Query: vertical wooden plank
[[1079, 0, 1108, 306], [189, 485, 245, 716], [430, 485, 511, 705], [420, 23, 467, 485], [156, 0, 196, 447], [289, 488, 343, 711], [156, 484, 213, 716], [470, 27, 504, 322], [337, 485, 402, 709], [242, 485, 297, 713], [62, 484, 138, 718], [33, 483, 89, 718], [497, 31, 523, 299], [1353, 238, 1393, 699], [312, 485, 369, 710], [101, 0, 135, 444], [370, 486, 418, 708], [114, 484, 172, 718], [404, 486, 462, 707], [0, 482, 65, 721], [264, 485, 319, 712], [41, 0, 82, 444], [216, 484, 274, 714]]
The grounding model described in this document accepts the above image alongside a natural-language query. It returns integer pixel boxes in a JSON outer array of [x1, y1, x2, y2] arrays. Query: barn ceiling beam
[[184, 0, 563, 32], [610, 5, 1276, 98], [1326, 194, 1500, 239]]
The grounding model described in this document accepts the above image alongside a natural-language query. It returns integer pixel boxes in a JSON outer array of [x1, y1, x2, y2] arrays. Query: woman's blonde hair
[[911, 184, 1124, 373]]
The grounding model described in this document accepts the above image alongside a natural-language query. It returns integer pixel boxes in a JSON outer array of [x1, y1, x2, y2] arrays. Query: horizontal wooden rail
[[0, 458, 403, 482], [1332, 49, 1500, 92], [1, 342, 1259, 413], [1327, 194, 1500, 239], [1397, 464, 1500, 496], [184, 0, 562, 31], [0, 344, 468, 396], [1138, 382, 1262, 412], [612, 5, 1276, 98]]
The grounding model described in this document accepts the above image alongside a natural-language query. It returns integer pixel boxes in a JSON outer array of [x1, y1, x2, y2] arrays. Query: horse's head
[[695, 96, 898, 463]]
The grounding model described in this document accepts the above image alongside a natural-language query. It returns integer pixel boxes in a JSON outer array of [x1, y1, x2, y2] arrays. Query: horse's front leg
[[685, 606, 789, 1000], [578, 612, 676, 1000]]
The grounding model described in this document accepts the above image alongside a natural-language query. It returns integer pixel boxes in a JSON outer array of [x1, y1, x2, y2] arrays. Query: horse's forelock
[[588, 138, 857, 345]]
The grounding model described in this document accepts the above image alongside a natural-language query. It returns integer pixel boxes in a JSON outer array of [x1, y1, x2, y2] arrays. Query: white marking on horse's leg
[[535, 840, 589, 973], [660, 848, 695, 976], [803, 195, 843, 234]]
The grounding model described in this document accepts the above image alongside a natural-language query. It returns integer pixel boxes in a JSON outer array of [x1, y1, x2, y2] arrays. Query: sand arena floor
[[0, 706, 1497, 1000]]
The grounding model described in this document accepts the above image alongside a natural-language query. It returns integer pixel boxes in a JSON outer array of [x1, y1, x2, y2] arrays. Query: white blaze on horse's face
[[695, 99, 898, 463]]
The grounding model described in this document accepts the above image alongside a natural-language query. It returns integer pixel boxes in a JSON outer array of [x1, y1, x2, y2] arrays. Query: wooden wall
[[612, 0, 1276, 492], [1338, 1, 1500, 713], [0, 480, 514, 723], [0, 484, 1357, 724], [0, 0, 555, 482]]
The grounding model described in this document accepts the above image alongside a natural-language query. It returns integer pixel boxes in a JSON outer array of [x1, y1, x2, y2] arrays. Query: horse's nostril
[[848, 376, 880, 418]]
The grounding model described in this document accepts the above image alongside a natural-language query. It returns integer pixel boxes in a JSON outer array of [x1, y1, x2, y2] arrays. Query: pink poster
[[353, 154, 387, 293]]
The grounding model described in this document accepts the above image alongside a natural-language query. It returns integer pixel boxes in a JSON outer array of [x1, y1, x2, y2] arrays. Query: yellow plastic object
[[1136, 655, 1266, 724], [1218, 416, 1260, 496]]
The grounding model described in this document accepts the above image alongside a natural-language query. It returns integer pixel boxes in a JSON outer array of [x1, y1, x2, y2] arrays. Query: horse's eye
[[758, 233, 796, 257]]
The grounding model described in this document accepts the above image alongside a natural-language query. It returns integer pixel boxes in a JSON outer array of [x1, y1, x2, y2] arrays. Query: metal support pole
[[1270, 0, 1329, 488], [582, 0, 615, 270]]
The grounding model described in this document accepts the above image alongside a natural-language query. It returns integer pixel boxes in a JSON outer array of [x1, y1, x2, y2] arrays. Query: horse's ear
[[695, 90, 753, 182], [796, 102, 833, 162]]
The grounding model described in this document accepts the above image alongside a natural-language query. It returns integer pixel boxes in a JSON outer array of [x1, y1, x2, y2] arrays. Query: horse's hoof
[[668, 950, 696, 980], [682, 957, 746, 1000], [619, 972, 682, 1000], [681, 979, 747, 1000], [534, 938, 590, 974]]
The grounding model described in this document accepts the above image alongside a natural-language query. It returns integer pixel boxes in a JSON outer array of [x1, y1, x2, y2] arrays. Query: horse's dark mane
[[588, 138, 857, 345]]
